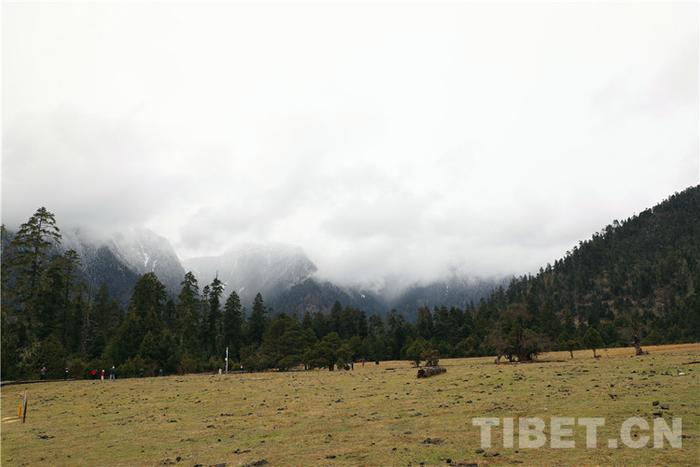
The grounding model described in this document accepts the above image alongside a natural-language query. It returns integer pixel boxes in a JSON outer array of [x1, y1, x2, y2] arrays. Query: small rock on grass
[[243, 461, 268, 467]]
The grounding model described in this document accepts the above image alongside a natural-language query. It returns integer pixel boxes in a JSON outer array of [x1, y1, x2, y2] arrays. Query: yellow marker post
[[18, 399, 23, 418], [21, 391, 28, 423]]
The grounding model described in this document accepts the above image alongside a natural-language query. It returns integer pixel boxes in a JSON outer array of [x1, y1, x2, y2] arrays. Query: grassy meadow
[[1, 343, 698, 466]]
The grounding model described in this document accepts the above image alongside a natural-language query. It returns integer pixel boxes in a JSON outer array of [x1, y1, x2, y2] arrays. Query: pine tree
[[58, 250, 80, 348], [330, 301, 343, 335], [8, 207, 61, 303], [405, 338, 428, 367], [222, 290, 244, 359], [199, 284, 210, 352], [107, 273, 166, 365], [86, 284, 122, 357], [583, 327, 604, 358], [176, 271, 200, 354], [65, 284, 86, 354], [164, 299, 176, 331], [129, 273, 167, 324], [34, 256, 70, 340], [416, 306, 434, 340], [248, 293, 267, 345], [318, 332, 342, 371], [207, 276, 224, 355], [301, 311, 313, 330], [386, 310, 408, 359]]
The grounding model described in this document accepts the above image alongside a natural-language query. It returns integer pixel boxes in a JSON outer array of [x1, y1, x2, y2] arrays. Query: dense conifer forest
[[2, 186, 698, 380]]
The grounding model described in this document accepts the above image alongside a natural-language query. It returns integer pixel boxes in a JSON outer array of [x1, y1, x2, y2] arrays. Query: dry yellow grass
[[2, 343, 699, 466]]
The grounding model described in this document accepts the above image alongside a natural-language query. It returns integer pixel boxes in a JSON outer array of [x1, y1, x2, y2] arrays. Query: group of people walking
[[38, 365, 117, 381], [89, 366, 117, 381]]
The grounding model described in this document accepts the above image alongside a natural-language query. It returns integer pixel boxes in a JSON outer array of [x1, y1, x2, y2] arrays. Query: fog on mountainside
[[183, 243, 317, 306], [2, 222, 502, 313]]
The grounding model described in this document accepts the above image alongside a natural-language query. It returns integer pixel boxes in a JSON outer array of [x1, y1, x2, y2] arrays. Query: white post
[[225, 346, 229, 374]]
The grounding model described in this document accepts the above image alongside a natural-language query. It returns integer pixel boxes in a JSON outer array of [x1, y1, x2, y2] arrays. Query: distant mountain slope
[[184, 243, 317, 306], [483, 185, 700, 343], [269, 278, 385, 316], [185, 243, 501, 316], [2, 227, 185, 304], [390, 276, 505, 320], [269, 275, 502, 318], [106, 229, 185, 294], [60, 228, 184, 303], [4, 220, 501, 314]]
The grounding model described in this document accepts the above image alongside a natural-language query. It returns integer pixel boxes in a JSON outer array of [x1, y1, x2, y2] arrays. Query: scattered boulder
[[243, 461, 268, 467], [422, 438, 444, 445]]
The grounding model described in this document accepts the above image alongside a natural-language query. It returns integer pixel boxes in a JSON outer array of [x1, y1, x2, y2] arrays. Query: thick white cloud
[[2, 2, 698, 286]]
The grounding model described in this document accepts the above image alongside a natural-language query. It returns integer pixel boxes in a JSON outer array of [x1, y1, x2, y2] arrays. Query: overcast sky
[[2, 2, 698, 286]]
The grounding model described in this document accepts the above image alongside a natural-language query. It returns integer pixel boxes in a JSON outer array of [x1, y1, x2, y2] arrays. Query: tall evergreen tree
[[57, 250, 80, 348], [85, 284, 122, 357], [7, 207, 61, 305], [248, 293, 267, 345], [199, 284, 211, 350], [416, 306, 434, 340], [176, 272, 201, 355], [107, 273, 167, 365], [206, 276, 224, 355], [222, 290, 244, 359]]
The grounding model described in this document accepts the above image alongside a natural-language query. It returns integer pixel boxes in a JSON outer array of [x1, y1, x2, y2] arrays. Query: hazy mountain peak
[[184, 241, 317, 304], [108, 228, 180, 273], [60, 227, 185, 302]]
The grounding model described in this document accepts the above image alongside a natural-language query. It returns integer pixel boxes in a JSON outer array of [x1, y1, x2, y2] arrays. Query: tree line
[[2, 187, 698, 379]]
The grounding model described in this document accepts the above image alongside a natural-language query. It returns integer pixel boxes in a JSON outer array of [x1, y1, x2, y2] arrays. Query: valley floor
[[1, 344, 699, 466]]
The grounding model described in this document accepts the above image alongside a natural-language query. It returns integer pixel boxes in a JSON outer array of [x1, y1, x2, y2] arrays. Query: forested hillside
[[481, 184, 700, 356], [1, 185, 697, 380]]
